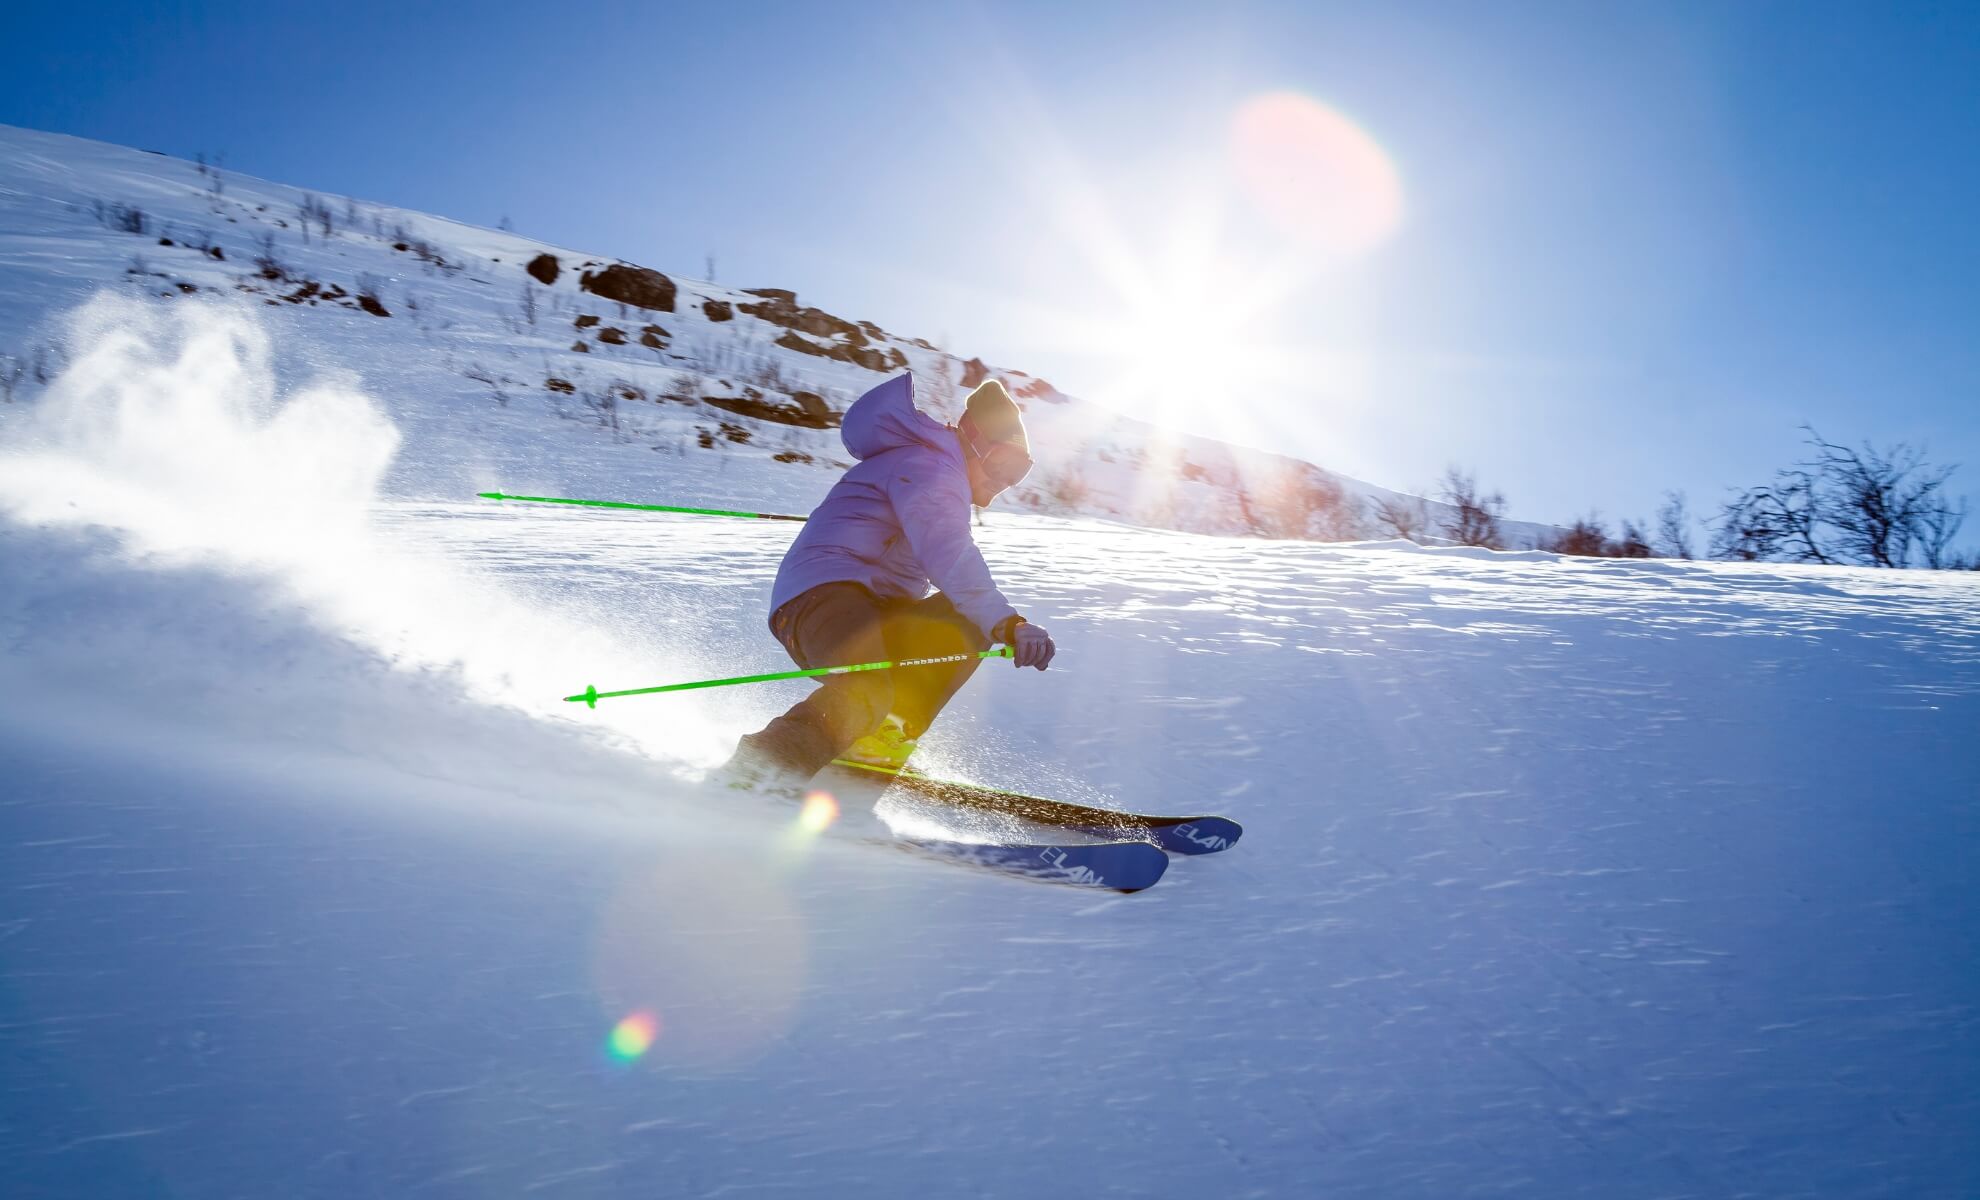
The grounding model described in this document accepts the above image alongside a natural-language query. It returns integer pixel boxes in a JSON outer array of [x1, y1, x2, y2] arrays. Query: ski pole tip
[[477, 491, 506, 501], [563, 685, 599, 709]]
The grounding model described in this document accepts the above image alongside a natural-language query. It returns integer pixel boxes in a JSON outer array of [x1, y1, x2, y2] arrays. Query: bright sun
[[1003, 91, 1404, 441]]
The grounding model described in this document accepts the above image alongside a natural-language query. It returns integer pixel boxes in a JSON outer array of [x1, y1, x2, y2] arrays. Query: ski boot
[[842, 715, 917, 774]]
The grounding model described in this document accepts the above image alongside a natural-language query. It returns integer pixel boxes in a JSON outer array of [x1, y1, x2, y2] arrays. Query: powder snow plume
[[0, 293, 732, 766]]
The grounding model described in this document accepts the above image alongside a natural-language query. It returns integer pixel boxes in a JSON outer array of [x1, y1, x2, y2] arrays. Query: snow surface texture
[[2, 130, 1979, 1198]]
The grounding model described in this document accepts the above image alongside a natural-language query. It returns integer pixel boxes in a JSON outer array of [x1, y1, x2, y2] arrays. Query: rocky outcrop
[[736, 289, 908, 373], [738, 288, 859, 340], [579, 263, 676, 312], [1014, 376, 1067, 404], [791, 391, 831, 424], [703, 386, 839, 429], [703, 299, 733, 322], [773, 330, 907, 374], [526, 253, 560, 285]]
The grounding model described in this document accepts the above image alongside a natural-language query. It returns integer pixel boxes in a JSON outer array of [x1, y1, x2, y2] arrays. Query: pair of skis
[[825, 760, 1243, 893]]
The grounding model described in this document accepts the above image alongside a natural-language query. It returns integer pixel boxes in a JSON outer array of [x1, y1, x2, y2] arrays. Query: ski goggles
[[964, 428, 1034, 490]]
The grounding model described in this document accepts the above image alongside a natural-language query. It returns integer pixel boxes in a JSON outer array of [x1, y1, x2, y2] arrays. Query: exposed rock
[[574, 314, 599, 328], [572, 341, 590, 353], [545, 378, 576, 394], [773, 450, 815, 464], [703, 387, 839, 429], [791, 391, 831, 424], [774, 330, 907, 375], [738, 289, 862, 341], [209, 246, 224, 260], [526, 253, 560, 285], [358, 293, 390, 317], [703, 299, 733, 322], [960, 358, 990, 389], [1014, 376, 1061, 401], [579, 262, 676, 312], [596, 327, 627, 345]]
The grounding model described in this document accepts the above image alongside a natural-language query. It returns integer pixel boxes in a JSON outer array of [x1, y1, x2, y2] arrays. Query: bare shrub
[[1543, 516, 1610, 557], [93, 200, 149, 235], [581, 387, 621, 436], [463, 361, 510, 407], [1655, 491, 1694, 559], [1372, 492, 1430, 541], [299, 193, 335, 240], [354, 273, 389, 316], [194, 152, 225, 198], [1712, 426, 1965, 568], [1438, 466, 1507, 548], [252, 232, 288, 280]]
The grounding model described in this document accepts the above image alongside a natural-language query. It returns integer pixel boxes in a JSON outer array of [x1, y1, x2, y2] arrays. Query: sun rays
[[919, 48, 1406, 476]]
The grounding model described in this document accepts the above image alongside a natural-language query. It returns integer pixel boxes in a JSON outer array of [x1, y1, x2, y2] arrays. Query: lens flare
[[798, 789, 839, 834], [608, 1010, 660, 1062], [593, 864, 808, 1070], [1230, 91, 1404, 254]]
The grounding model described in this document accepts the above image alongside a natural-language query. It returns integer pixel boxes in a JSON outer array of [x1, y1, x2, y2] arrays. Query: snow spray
[[0, 293, 733, 763]]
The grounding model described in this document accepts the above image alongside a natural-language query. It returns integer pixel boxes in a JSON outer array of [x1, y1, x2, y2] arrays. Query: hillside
[[1, 123, 1977, 1198], [0, 122, 1544, 544]]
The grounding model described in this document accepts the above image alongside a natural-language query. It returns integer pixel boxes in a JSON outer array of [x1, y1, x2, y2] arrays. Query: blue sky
[[4, 0, 1977, 532]]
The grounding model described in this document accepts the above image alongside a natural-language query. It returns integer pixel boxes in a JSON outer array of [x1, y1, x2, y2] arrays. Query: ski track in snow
[[4, 494, 1977, 1198]]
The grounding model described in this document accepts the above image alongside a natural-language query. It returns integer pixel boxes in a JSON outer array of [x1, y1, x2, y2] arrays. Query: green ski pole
[[565, 647, 1014, 709], [478, 491, 807, 522]]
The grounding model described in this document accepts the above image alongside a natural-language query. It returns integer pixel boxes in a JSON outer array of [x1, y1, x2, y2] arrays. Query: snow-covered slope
[[2, 126, 1977, 1198], [0, 121, 1531, 544]]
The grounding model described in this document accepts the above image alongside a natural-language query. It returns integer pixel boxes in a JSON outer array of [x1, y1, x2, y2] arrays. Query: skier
[[722, 373, 1055, 789]]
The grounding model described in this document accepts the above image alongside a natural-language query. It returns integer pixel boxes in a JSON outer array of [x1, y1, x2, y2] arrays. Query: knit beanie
[[962, 379, 1029, 452]]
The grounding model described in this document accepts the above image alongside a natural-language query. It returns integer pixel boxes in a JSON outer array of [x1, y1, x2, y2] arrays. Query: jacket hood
[[840, 374, 959, 463]]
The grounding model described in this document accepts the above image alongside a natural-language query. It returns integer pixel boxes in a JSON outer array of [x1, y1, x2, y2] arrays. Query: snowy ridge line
[[0, 120, 1543, 546]]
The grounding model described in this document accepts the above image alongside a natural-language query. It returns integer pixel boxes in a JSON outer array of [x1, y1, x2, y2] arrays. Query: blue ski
[[888, 835, 1169, 892], [828, 760, 1243, 856]]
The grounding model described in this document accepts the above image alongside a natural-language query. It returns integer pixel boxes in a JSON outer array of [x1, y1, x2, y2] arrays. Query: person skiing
[[722, 372, 1055, 789]]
